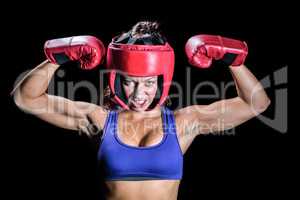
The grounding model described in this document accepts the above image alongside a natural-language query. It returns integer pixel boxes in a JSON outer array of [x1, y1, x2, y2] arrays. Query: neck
[[124, 105, 162, 120]]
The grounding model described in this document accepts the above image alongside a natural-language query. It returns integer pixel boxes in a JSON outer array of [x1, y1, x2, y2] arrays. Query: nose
[[133, 83, 145, 98]]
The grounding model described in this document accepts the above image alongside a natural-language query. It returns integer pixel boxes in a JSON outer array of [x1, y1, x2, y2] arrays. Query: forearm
[[229, 64, 270, 112], [14, 60, 59, 100]]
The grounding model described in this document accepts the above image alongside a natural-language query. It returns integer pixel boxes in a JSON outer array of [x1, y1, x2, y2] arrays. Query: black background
[[3, 1, 295, 199]]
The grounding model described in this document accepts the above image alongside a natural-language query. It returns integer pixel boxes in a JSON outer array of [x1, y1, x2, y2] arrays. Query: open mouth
[[131, 99, 147, 107]]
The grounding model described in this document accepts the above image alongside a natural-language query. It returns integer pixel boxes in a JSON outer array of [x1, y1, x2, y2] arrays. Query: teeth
[[133, 99, 144, 101], [133, 99, 145, 105]]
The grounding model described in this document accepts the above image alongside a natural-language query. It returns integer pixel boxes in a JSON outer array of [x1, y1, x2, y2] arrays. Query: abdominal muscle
[[104, 180, 180, 200]]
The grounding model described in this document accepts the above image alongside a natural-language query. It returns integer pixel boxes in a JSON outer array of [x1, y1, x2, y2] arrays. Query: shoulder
[[173, 105, 209, 137], [174, 105, 207, 121], [87, 106, 110, 131]]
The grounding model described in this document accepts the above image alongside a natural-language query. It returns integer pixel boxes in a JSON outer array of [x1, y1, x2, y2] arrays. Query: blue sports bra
[[97, 106, 183, 181]]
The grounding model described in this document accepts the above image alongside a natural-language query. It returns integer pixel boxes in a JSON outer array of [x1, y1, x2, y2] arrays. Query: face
[[121, 75, 158, 111]]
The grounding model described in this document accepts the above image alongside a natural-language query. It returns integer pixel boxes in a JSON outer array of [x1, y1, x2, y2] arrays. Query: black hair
[[115, 21, 166, 45]]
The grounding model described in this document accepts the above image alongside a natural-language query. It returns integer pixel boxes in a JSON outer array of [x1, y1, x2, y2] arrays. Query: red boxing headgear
[[106, 39, 175, 110]]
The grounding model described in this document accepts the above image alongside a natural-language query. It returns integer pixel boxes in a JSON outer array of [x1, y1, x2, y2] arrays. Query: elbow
[[261, 98, 271, 113], [13, 88, 36, 112], [13, 88, 27, 110], [253, 98, 271, 115], [13, 89, 23, 108]]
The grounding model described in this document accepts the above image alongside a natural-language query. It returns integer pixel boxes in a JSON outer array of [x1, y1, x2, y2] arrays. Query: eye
[[123, 80, 134, 86], [145, 81, 155, 87]]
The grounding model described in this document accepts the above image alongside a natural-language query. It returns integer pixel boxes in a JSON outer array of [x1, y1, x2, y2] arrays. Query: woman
[[13, 21, 270, 200]]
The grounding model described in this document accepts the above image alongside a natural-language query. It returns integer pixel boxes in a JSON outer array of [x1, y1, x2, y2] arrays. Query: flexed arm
[[175, 35, 270, 138], [13, 36, 107, 135]]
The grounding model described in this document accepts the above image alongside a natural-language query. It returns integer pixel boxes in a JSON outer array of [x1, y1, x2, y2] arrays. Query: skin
[[121, 75, 158, 112], [13, 60, 270, 200]]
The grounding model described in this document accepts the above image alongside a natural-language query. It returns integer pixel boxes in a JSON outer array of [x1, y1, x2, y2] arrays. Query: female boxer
[[13, 21, 270, 200]]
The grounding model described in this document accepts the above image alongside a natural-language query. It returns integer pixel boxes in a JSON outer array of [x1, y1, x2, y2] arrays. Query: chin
[[128, 101, 152, 112], [129, 104, 148, 112]]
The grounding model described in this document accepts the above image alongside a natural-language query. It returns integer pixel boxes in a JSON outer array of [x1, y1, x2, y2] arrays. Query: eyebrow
[[144, 77, 157, 81], [123, 77, 157, 82]]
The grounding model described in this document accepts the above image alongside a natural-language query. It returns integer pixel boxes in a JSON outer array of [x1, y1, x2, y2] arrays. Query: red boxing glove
[[185, 34, 248, 68], [44, 35, 105, 70]]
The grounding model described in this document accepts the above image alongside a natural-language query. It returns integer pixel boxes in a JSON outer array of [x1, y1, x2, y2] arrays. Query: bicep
[[18, 94, 107, 133], [176, 97, 256, 135], [202, 97, 256, 132]]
